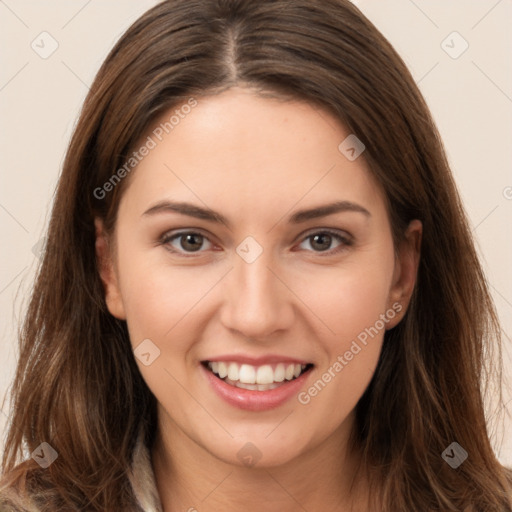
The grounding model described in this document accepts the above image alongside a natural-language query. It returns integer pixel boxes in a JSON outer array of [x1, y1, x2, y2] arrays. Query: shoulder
[[0, 430, 158, 512]]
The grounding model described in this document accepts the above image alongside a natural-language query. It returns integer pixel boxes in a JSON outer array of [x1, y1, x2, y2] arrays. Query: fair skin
[[96, 87, 421, 511]]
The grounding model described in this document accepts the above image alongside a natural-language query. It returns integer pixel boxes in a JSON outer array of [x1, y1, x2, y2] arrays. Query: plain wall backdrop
[[1, 0, 511, 467]]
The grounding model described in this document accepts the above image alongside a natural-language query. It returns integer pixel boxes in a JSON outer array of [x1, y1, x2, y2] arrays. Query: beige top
[[0, 431, 164, 512], [128, 432, 164, 512]]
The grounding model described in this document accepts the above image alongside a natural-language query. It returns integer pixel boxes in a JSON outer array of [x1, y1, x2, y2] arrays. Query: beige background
[[1, 0, 511, 465]]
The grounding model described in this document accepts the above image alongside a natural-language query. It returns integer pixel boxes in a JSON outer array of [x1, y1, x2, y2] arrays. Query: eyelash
[[159, 229, 353, 257]]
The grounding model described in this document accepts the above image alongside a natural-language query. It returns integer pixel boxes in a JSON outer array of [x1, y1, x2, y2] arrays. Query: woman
[[1, 0, 511, 510]]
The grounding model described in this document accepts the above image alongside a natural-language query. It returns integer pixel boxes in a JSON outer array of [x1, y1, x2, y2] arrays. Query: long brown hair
[[1, 0, 511, 510]]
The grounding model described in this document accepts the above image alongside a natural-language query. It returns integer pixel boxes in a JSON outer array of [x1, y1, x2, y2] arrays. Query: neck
[[151, 411, 371, 512]]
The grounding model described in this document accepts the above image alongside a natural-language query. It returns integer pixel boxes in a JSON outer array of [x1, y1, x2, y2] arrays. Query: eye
[[297, 230, 352, 254], [161, 231, 214, 254], [159, 229, 352, 256]]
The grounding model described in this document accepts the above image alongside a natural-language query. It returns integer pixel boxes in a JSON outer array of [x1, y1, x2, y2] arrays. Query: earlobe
[[94, 218, 126, 320], [386, 219, 422, 329]]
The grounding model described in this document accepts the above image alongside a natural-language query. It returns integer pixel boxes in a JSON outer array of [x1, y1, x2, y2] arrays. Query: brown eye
[[162, 231, 213, 254], [179, 233, 204, 252], [309, 233, 334, 251], [298, 230, 352, 254]]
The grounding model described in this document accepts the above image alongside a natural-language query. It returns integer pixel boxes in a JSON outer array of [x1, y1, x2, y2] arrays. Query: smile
[[203, 361, 312, 391]]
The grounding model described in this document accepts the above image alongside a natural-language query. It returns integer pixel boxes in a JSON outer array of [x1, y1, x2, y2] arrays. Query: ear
[[95, 218, 126, 320], [386, 219, 422, 329]]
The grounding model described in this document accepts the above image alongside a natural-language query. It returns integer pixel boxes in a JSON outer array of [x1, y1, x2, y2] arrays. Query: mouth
[[201, 360, 314, 391]]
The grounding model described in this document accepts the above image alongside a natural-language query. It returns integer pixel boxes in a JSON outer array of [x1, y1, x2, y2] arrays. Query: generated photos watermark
[[134, 338, 161, 366], [442, 441, 468, 469], [93, 97, 198, 200], [297, 302, 403, 405], [31, 442, 59, 469]]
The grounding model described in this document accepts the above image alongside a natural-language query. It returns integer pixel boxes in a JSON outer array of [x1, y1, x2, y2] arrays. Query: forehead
[[118, 87, 387, 225]]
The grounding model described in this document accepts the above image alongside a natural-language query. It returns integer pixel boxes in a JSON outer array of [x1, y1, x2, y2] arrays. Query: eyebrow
[[142, 200, 371, 228], [289, 201, 371, 223]]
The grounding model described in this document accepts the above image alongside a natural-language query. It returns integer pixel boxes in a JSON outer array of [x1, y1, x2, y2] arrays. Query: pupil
[[311, 233, 331, 251], [181, 234, 203, 251]]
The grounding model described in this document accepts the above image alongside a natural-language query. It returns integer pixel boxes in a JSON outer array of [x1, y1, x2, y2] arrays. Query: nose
[[219, 249, 295, 340]]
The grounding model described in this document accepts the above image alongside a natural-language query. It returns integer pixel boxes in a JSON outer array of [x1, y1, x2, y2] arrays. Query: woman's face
[[97, 87, 420, 468]]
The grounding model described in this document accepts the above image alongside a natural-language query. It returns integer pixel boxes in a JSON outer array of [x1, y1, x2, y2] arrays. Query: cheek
[[292, 248, 395, 417], [116, 252, 220, 415], [292, 250, 395, 340], [119, 261, 221, 347], [113, 233, 210, 346]]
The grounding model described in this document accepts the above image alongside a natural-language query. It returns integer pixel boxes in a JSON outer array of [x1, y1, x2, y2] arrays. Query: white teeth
[[274, 363, 285, 382], [239, 364, 256, 384], [207, 361, 309, 386], [233, 380, 281, 391], [255, 365, 274, 384], [217, 362, 228, 378], [227, 362, 239, 381]]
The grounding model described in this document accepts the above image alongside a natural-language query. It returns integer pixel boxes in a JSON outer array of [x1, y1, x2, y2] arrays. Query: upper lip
[[202, 354, 313, 366]]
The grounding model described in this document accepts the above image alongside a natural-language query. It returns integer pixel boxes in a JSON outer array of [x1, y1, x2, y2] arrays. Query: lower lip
[[200, 364, 312, 412]]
